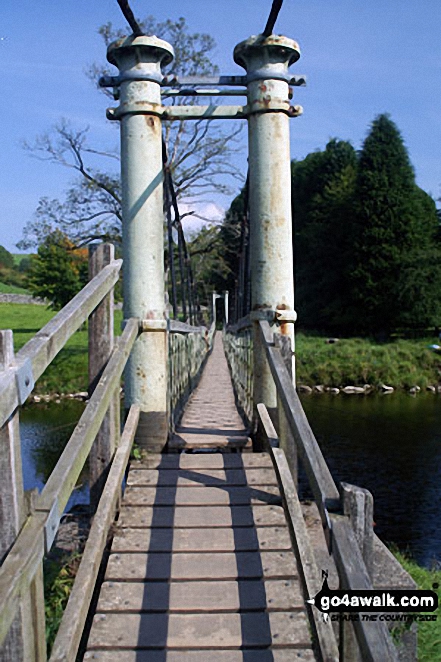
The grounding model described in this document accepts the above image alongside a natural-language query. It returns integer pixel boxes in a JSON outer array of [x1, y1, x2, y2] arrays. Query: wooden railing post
[[339, 482, 374, 662], [0, 331, 46, 662], [88, 243, 118, 511]]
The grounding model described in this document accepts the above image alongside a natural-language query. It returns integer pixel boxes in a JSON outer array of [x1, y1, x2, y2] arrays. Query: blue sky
[[1, 0, 440, 252]]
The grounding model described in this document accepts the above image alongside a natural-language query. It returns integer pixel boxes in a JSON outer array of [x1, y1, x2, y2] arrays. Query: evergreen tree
[[351, 114, 441, 334], [292, 139, 357, 331]]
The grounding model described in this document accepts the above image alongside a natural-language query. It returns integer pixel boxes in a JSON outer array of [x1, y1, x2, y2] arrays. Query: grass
[[0, 281, 31, 294], [44, 554, 80, 656], [0, 302, 123, 394], [296, 332, 441, 389], [2, 302, 440, 392], [392, 550, 441, 661]]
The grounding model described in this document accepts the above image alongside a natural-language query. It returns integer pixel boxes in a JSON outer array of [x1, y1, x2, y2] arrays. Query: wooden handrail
[[169, 319, 207, 334], [49, 405, 140, 662], [0, 319, 138, 650], [0, 258, 122, 429], [257, 403, 339, 662], [258, 320, 340, 519], [257, 402, 399, 662], [36, 318, 139, 551]]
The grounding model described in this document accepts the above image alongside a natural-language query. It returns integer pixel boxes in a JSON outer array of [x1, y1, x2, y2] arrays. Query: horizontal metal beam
[[100, 73, 306, 89], [162, 88, 248, 98]]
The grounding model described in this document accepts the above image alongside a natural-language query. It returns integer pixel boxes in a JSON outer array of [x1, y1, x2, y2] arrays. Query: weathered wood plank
[[0, 260, 122, 429], [117, 504, 287, 529], [88, 243, 117, 511], [169, 320, 207, 334], [259, 321, 340, 515], [271, 447, 339, 662], [331, 514, 399, 662], [84, 648, 316, 661], [105, 550, 297, 581], [341, 481, 374, 580], [35, 319, 138, 549], [96, 578, 303, 612], [122, 485, 281, 506], [168, 434, 252, 449], [49, 406, 140, 662], [0, 331, 26, 662], [0, 514, 45, 649], [111, 525, 292, 553], [87, 611, 311, 650], [132, 452, 273, 470], [257, 405, 339, 661], [126, 467, 278, 487]]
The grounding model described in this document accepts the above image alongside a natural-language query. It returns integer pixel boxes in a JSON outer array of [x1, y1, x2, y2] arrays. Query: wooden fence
[[0, 244, 140, 661], [168, 319, 215, 428], [224, 318, 416, 661]]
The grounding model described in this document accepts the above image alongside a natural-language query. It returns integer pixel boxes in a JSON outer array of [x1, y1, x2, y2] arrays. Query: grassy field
[[1, 302, 440, 392], [0, 302, 123, 394], [392, 550, 441, 661], [296, 333, 441, 389], [0, 282, 31, 294]]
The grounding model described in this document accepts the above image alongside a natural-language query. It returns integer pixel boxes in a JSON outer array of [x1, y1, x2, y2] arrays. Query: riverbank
[[392, 550, 441, 662], [2, 302, 440, 394], [296, 332, 441, 392]]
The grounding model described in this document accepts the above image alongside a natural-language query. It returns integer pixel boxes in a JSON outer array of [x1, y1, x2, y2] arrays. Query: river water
[[300, 392, 441, 569], [19, 394, 441, 568]]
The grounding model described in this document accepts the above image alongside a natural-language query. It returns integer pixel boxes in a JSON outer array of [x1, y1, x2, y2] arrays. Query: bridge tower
[[106, 36, 174, 451], [234, 35, 299, 431]]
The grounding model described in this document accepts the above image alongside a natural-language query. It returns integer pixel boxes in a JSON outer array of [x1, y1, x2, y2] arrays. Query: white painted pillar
[[107, 36, 174, 451], [234, 34, 300, 415]]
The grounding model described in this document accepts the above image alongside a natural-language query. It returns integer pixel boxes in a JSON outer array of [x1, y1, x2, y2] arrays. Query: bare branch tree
[[20, 16, 245, 249]]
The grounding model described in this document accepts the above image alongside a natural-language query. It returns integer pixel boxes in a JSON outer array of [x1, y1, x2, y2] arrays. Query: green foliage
[[0, 245, 14, 269], [392, 549, 441, 662], [351, 114, 441, 334], [27, 231, 89, 310], [296, 333, 441, 388], [292, 139, 358, 331], [44, 554, 80, 655], [0, 303, 123, 393], [0, 282, 30, 294]]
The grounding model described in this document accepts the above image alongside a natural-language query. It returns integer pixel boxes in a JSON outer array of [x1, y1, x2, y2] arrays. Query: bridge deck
[[84, 334, 317, 660], [170, 333, 252, 450]]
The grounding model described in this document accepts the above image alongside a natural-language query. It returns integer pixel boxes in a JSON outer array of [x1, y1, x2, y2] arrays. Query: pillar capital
[[233, 34, 300, 83], [107, 35, 174, 84]]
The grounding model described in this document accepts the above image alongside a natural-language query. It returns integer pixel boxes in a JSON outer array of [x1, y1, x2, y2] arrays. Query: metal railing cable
[[162, 139, 201, 326]]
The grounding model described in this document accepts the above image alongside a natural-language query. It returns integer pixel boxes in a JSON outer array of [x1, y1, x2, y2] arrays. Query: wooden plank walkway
[[84, 334, 317, 660], [169, 333, 251, 450]]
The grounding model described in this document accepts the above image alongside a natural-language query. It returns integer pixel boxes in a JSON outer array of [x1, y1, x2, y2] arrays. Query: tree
[[19, 16, 244, 250], [292, 139, 358, 331], [350, 114, 441, 334], [27, 231, 88, 309], [0, 245, 14, 270]]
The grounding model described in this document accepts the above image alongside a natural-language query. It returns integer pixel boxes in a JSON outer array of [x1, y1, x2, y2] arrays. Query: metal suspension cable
[[116, 0, 144, 36], [263, 0, 284, 36], [162, 138, 198, 325]]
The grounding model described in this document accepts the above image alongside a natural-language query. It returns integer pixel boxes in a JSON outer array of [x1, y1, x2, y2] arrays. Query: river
[[19, 393, 441, 568], [300, 392, 441, 569]]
